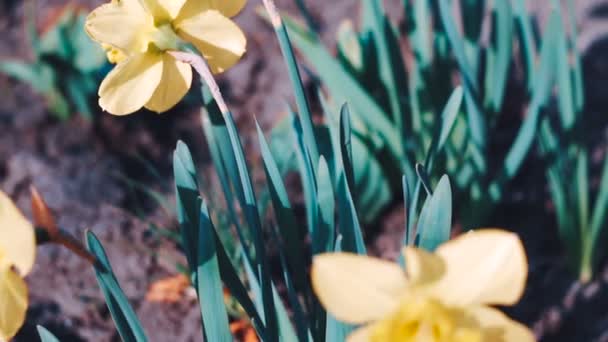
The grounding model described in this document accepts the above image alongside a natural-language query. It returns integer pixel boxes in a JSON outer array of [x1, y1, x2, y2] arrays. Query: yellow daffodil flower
[[312, 230, 535, 342], [0, 191, 36, 341], [85, 0, 247, 115]]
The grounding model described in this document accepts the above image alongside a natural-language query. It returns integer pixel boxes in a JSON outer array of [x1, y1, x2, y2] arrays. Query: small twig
[[56, 229, 97, 265], [168, 50, 228, 114], [30, 187, 96, 265], [36, 227, 97, 266]]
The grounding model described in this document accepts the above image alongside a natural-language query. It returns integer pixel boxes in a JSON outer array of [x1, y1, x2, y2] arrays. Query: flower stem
[[36, 227, 97, 265], [168, 50, 228, 114], [56, 229, 97, 265]]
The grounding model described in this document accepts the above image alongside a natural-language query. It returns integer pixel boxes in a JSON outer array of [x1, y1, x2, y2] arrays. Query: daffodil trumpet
[[312, 230, 536, 342], [85, 0, 247, 115]]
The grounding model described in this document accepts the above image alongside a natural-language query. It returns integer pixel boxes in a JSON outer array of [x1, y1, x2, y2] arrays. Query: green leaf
[[290, 109, 320, 241], [338, 103, 392, 223], [86, 231, 147, 342], [273, 285, 300, 342], [438, 0, 485, 148], [173, 141, 200, 277], [484, 0, 513, 112], [493, 10, 560, 191], [71, 14, 106, 72], [401, 175, 412, 247], [256, 121, 308, 295], [340, 104, 355, 195], [437, 86, 464, 151], [540, 120, 580, 270], [0, 61, 51, 93], [214, 233, 266, 339], [265, 6, 319, 167], [283, 16, 403, 161], [576, 151, 590, 235], [337, 20, 364, 73], [293, 0, 318, 31], [437, 0, 477, 93], [270, 227, 310, 342], [405, 0, 432, 69], [202, 94, 254, 266], [416, 175, 452, 251], [513, 0, 537, 91], [37, 326, 60, 342], [243, 256, 294, 342], [360, 0, 408, 134], [565, 0, 584, 112], [197, 201, 232, 342], [316, 156, 335, 253], [336, 172, 366, 254], [589, 152, 608, 260], [555, 9, 576, 130], [203, 89, 247, 212], [425, 86, 464, 171], [65, 75, 92, 119], [205, 97, 278, 341], [459, 0, 485, 43]]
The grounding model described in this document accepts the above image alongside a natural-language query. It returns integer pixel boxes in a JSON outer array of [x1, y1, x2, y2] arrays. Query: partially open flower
[[0, 191, 36, 341], [85, 0, 247, 115], [312, 230, 535, 342]]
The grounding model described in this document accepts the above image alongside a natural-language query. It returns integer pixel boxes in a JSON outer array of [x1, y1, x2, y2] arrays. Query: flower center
[[370, 297, 484, 342], [147, 24, 181, 52], [102, 43, 127, 64]]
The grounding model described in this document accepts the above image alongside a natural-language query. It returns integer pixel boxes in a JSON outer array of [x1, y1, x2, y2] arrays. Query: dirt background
[[2, 0, 608, 341]]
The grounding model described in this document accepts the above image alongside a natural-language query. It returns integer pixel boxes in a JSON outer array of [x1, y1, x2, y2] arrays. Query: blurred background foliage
[[0, 4, 107, 119], [274, 0, 608, 281]]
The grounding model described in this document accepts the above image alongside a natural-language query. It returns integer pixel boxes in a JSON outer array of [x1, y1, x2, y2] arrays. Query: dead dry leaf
[[145, 274, 190, 303]]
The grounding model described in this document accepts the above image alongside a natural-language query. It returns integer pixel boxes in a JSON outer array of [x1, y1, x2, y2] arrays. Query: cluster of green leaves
[[36, 82, 457, 342], [279, 0, 559, 227], [172, 82, 456, 341], [0, 6, 106, 119], [284, 0, 608, 281], [36, 2, 460, 338], [534, 2, 608, 282], [36, 107, 455, 342]]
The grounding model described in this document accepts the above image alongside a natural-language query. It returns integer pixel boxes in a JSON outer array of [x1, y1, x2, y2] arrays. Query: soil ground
[[2, 0, 608, 341]]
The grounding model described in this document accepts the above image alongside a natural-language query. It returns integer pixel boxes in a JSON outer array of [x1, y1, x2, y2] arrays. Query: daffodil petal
[[139, 0, 186, 20], [175, 10, 246, 74], [403, 246, 446, 286], [0, 266, 28, 341], [430, 230, 528, 306], [176, 0, 246, 21], [311, 253, 408, 324], [469, 306, 535, 342], [347, 325, 373, 342], [0, 191, 35, 275], [85, 0, 152, 53], [99, 53, 164, 115], [145, 54, 192, 113]]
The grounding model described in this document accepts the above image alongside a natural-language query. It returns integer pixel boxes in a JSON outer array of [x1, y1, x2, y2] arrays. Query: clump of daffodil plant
[[312, 230, 534, 342], [20, 0, 541, 341], [85, 0, 247, 115], [0, 191, 36, 341]]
